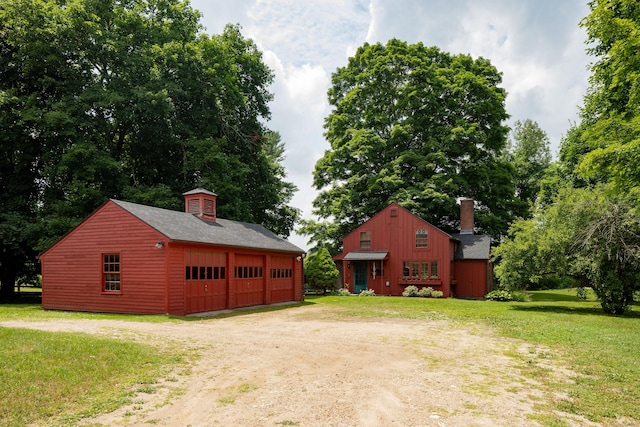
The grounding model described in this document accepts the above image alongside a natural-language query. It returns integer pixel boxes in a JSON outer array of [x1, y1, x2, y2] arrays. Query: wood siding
[[41, 200, 305, 315], [453, 260, 491, 299], [269, 255, 295, 303], [40, 202, 167, 314], [339, 203, 452, 297]]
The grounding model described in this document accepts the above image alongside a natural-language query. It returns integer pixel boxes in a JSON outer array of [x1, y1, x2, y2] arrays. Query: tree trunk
[[0, 268, 17, 300]]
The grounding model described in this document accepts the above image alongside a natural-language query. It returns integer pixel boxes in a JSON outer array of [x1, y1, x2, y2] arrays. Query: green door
[[353, 262, 368, 293]]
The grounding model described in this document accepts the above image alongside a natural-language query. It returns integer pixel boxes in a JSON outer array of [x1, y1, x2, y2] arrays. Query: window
[[402, 261, 410, 277], [103, 254, 120, 292], [421, 262, 429, 279], [411, 262, 419, 277], [359, 231, 371, 248], [430, 261, 439, 278], [416, 229, 428, 248]]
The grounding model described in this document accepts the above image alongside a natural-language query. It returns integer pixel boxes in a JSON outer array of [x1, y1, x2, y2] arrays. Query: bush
[[485, 289, 514, 301], [431, 290, 444, 298], [335, 288, 351, 296], [402, 285, 419, 297], [576, 287, 588, 300], [359, 289, 376, 296], [417, 287, 433, 297]]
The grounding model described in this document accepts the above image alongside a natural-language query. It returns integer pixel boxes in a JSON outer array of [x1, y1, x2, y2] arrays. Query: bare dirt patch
[[3, 303, 590, 426]]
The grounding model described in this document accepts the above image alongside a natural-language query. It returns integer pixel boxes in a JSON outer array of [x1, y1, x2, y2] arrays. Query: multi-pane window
[[430, 261, 439, 278], [421, 262, 429, 279], [185, 265, 226, 280], [234, 265, 263, 278], [401, 260, 439, 279], [360, 231, 371, 248], [403, 261, 410, 277], [415, 229, 428, 247], [271, 268, 293, 278], [103, 254, 120, 292], [411, 261, 419, 277]]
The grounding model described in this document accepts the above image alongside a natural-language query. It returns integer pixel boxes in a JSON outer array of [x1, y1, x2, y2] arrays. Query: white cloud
[[189, 0, 592, 249]]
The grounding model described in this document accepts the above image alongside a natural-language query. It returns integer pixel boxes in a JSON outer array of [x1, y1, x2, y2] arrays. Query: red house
[[334, 200, 492, 298], [39, 189, 305, 315]]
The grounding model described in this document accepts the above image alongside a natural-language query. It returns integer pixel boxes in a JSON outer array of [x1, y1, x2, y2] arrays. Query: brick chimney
[[183, 188, 217, 222], [459, 198, 474, 235]]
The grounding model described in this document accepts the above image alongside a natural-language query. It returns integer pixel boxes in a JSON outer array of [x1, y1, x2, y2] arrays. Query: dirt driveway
[[3, 303, 590, 427]]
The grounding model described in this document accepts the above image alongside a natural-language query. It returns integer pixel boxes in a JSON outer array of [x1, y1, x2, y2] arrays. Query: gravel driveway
[[2, 303, 590, 426]]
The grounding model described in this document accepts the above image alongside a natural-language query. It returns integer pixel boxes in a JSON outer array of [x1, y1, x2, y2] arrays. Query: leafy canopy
[[494, 0, 640, 314], [0, 0, 299, 296], [302, 39, 518, 252]]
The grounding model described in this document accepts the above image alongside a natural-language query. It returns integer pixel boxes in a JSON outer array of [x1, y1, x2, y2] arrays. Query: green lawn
[[0, 327, 184, 427], [307, 290, 640, 425], [1, 289, 638, 426]]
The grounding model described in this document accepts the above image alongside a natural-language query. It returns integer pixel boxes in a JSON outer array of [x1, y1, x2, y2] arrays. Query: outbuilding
[[334, 199, 492, 298], [40, 189, 305, 315]]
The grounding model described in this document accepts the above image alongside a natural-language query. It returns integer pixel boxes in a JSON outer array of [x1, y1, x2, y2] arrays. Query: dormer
[[183, 188, 217, 222]]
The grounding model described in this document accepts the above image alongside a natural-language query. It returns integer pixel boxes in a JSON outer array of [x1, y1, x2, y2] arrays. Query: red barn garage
[[39, 189, 305, 315], [334, 200, 492, 298]]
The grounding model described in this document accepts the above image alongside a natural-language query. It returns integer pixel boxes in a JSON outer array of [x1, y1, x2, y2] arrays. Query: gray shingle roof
[[452, 233, 491, 260], [112, 199, 303, 254]]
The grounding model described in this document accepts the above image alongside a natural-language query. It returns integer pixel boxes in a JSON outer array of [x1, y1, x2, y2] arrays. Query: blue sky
[[189, 0, 592, 250]]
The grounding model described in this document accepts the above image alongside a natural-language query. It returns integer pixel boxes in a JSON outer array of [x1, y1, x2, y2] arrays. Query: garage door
[[233, 254, 265, 308], [185, 250, 228, 314], [270, 255, 295, 303]]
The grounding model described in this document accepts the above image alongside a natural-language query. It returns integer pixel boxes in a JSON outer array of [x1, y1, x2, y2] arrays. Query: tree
[[493, 186, 640, 314], [0, 0, 299, 297], [504, 119, 552, 211], [565, 0, 640, 196], [303, 39, 518, 252], [304, 248, 340, 293]]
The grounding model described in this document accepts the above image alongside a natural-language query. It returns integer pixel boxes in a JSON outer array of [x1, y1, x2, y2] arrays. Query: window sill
[[102, 291, 122, 295]]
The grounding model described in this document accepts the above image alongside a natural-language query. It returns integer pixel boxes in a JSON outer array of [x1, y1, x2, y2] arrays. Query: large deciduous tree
[[564, 0, 640, 195], [503, 119, 552, 212], [493, 186, 640, 314], [0, 0, 298, 297], [493, 0, 640, 313], [302, 39, 517, 252]]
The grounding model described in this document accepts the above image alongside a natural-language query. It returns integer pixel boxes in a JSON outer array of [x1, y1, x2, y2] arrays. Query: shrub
[[402, 285, 419, 297], [431, 290, 444, 298], [359, 289, 376, 296], [417, 287, 433, 297], [485, 289, 513, 301], [576, 287, 588, 300], [335, 288, 351, 296]]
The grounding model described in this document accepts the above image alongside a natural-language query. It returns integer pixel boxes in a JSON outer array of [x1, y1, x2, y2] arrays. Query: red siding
[[40, 201, 305, 315], [453, 260, 491, 298], [40, 202, 167, 314], [338, 203, 453, 297]]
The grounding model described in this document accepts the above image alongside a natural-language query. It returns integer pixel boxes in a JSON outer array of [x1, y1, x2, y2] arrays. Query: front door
[[353, 261, 368, 294]]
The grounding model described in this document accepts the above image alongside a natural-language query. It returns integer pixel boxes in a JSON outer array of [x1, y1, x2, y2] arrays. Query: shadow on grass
[[0, 293, 42, 304], [0, 298, 316, 322], [510, 303, 640, 318], [171, 300, 317, 321]]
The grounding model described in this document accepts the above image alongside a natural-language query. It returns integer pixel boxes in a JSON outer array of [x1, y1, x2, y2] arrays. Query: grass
[[1, 289, 637, 426], [0, 327, 184, 427], [307, 290, 640, 425]]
